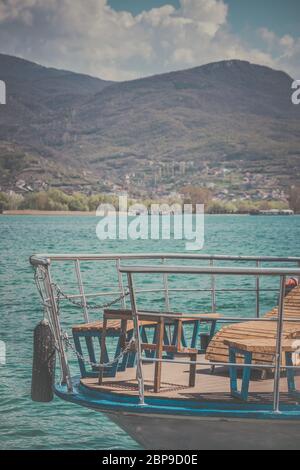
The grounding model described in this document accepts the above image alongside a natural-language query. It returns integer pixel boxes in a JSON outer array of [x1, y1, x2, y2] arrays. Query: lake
[[0, 215, 299, 450]]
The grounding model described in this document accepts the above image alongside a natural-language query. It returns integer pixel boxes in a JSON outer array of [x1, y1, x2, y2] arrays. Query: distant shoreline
[[1, 209, 247, 216], [1, 210, 297, 217], [1, 209, 97, 216]]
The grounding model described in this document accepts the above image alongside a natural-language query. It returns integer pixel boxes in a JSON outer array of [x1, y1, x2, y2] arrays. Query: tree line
[[0, 186, 294, 214], [289, 186, 300, 213]]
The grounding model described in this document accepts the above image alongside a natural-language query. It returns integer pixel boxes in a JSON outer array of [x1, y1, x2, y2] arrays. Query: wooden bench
[[72, 310, 219, 381], [72, 316, 157, 378], [224, 338, 300, 401], [206, 285, 300, 368]]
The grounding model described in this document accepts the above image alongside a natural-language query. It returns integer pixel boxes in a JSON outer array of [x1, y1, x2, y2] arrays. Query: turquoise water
[[0, 215, 300, 450]]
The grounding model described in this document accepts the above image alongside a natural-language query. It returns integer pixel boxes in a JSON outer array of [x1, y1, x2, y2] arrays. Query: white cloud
[[0, 0, 298, 80], [259, 27, 300, 78], [180, 0, 227, 34], [259, 27, 277, 47], [279, 35, 294, 49], [170, 47, 196, 66]]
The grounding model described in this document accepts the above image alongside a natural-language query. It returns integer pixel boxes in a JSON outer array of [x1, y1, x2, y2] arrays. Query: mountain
[[0, 54, 299, 197], [0, 54, 112, 190]]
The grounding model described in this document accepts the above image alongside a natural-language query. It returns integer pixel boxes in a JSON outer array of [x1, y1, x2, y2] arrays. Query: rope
[[53, 283, 130, 311]]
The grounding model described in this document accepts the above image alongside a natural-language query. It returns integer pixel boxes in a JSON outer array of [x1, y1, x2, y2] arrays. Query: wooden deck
[[81, 355, 300, 405]]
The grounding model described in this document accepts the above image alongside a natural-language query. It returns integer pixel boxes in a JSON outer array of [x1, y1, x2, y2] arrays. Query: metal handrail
[[120, 265, 300, 275], [53, 286, 279, 300], [30, 253, 300, 264], [31, 252, 300, 322]]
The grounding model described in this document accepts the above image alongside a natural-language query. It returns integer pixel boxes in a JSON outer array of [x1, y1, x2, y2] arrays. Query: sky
[[0, 0, 299, 81]]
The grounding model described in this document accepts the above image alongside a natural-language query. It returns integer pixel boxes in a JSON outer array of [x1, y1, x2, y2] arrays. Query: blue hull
[[54, 379, 300, 449]]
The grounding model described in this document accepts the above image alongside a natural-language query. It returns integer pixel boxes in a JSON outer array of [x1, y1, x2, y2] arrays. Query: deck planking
[[80, 355, 300, 405]]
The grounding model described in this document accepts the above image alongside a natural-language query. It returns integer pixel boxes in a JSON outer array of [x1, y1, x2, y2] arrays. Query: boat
[[30, 253, 300, 450], [250, 209, 294, 216]]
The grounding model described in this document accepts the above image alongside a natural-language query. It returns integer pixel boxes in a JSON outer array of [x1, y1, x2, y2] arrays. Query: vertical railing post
[[46, 265, 73, 392], [162, 258, 170, 312], [127, 272, 145, 406], [273, 275, 286, 413], [256, 260, 260, 318], [75, 259, 89, 323], [210, 259, 216, 312], [116, 258, 127, 309]]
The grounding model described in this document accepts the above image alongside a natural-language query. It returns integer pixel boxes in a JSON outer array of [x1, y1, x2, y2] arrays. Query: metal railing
[[30, 252, 300, 315], [120, 264, 300, 413], [30, 253, 300, 412]]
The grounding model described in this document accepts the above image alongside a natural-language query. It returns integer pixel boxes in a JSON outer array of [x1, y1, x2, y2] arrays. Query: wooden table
[[99, 309, 220, 392]]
